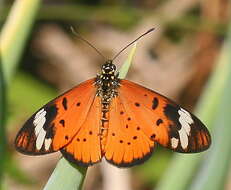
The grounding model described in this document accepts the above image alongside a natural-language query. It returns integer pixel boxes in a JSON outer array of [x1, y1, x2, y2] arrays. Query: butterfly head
[[96, 60, 119, 95], [101, 60, 116, 75]]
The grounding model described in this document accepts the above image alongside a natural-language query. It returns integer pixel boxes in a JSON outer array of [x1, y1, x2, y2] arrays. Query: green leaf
[[44, 159, 87, 190], [119, 42, 137, 79]]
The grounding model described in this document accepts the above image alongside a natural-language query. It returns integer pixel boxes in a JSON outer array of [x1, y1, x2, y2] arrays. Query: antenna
[[70, 26, 106, 61], [112, 28, 155, 61]]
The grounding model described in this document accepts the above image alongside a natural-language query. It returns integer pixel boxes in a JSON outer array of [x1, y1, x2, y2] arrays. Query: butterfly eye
[[112, 64, 116, 71]]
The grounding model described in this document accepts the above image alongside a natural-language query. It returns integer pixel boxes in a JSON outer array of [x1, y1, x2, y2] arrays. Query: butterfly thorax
[[95, 60, 120, 101], [95, 60, 120, 152]]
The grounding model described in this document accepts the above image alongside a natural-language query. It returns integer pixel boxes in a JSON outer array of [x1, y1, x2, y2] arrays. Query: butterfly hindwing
[[104, 96, 155, 167], [119, 80, 211, 153], [61, 96, 102, 166], [15, 79, 97, 155]]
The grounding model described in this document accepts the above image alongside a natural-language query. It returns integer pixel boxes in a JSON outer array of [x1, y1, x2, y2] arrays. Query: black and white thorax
[[95, 60, 120, 104]]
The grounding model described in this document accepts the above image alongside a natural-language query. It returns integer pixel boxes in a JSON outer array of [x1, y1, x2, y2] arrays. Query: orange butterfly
[[15, 29, 211, 167]]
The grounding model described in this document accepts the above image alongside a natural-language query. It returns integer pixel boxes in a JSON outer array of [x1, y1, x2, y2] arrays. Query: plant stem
[[0, 52, 7, 190]]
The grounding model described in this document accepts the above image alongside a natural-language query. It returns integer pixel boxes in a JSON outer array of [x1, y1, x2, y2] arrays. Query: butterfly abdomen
[[95, 61, 120, 153]]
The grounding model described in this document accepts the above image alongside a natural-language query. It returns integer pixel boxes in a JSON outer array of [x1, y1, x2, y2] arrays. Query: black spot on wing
[[156, 119, 163, 126], [76, 102, 81, 107], [150, 133, 156, 140], [152, 97, 159, 109], [135, 102, 140, 107], [59, 119, 65, 127], [62, 97, 68, 110]]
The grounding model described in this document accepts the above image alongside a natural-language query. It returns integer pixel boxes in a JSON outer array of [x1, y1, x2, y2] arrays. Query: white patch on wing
[[171, 137, 179, 148], [36, 128, 46, 150], [178, 128, 188, 149], [34, 109, 46, 136], [177, 108, 194, 149], [44, 138, 52, 150], [33, 108, 48, 150]]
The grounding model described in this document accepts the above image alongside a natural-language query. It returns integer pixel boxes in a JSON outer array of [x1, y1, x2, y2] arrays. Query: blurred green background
[[0, 0, 231, 190]]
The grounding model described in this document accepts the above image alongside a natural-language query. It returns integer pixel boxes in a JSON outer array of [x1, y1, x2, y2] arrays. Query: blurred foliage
[[1, 4, 143, 29], [1, 3, 227, 32], [0, 0, 42, 188], [134, 149, 172, 186], [4, 155, 35, 185], [1, 0, 231, 189], [156, 16, 231, 190], [8, 72, 57, 129], [189, 23, 231, 190]]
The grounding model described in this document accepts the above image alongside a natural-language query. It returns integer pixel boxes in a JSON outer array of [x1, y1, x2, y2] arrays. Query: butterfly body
[[15, 60, 211, 167], [95, 60, 120, 153]]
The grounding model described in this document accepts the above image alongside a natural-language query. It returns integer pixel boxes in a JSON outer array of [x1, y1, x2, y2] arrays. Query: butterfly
[[15, 29, 211, 167]]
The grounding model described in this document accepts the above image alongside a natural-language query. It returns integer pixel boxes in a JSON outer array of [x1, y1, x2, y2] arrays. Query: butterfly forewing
[[15, 79, 97, 154], [119, 80, 211, 153], [104, 97, 155, 167]]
